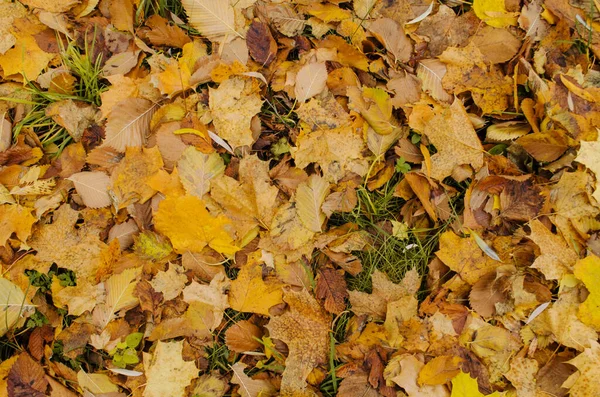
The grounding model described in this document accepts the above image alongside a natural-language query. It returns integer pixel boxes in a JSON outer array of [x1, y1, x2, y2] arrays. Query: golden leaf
[[0, 204, 35, 247], [209, 77, 263, 149], [296, 174, 330, 233], [229, 258, 283, 316], [142, 340, 198, 397], [266, 288, 330, 396], [294, 62, 328, 103], [181, 0, 240, 42], [154, 194, 239, 256], [177, 146, 225, 198], [69, 171, 112, 208], [528, 219, 578, 280], [451, 371, 504, 396], [574, 255, 600, 330]]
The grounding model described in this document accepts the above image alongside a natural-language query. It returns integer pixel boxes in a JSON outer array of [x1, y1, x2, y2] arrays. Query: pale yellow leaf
[[296, 174, 330, 233], [181, 0, 240, 41], [177, 146, 225, 198], [294, 62, 328, 103], [69, 171, 112, 208], [0, 278, 34, 337], [143, 340, 198, 397]]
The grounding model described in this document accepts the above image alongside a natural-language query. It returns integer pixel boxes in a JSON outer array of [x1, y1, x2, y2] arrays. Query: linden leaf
[[154, 194, 239, 256], [177, 146, 225, 198], [229, 260, 283, 316], [266, 288, 330, 396], [209, 77, 263, 149], [181, 0, 240, 42], [294, 62, 328, 103], [422, 99, 484, 180], [574, 255, 600, 330], [69, 171, 112, 209], [142, 340, 198, 397], [0, 204, 36, 247], [451, 371, 504, 396], [296, 174, 330, 233]]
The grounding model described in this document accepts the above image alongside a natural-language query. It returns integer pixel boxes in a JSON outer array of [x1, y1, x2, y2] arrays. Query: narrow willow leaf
[[296, 174, 330, 232]]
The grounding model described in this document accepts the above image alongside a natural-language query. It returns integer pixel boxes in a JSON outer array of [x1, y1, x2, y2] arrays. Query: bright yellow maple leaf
[[154, 194, 239, 256], [574, 255, 600, 330], [451, 371, 504, 396], [0, 204, 35, 247], [228, 255, 283, 316], [0, 35, 54, 81]]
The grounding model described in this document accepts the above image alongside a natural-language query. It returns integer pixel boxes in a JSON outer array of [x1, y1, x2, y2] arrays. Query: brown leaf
[[315, 267, 348, 314], [134, 280, 164, 318], [7, 353, 48, 397], [246, 21, 277, 66], [145, 15, 191, 48], [225, 320, 263, 353]]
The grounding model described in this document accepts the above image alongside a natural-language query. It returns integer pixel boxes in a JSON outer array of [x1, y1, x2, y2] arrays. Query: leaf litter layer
[[1, 0, 600, 396]]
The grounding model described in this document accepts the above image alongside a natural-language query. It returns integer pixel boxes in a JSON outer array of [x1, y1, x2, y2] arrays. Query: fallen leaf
[[316, 267, 348, 314], [451, 371, 503, 396], [296, 174, 330, 233], [266, 288, 330, 396], [246, 21, 277, 66], [573, 255, 600, 330], [7, 353, 48, 397], [473, 0, 518, 28], [177, 146, 225, 198], [230, 362, 276, 397], [562, 340, 600, 396], [154, 195, 239, 256], [225, 320, 263, 353], [528, 219, 578, 280], [69, 171, 111, 208], [143, 340, 198, 397], [229, 258, 283, 315], [181, 0, 240, 42], [294, 62, 328, 103], [367, 18, 412, 63], [103, 98, 157, 152], [0, 204, 35, 247]]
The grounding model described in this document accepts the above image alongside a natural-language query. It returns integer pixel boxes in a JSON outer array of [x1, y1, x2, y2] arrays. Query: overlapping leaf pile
[[1, 0, 600, 396]]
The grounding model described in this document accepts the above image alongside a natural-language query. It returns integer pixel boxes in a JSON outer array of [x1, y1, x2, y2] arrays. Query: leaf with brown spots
[[315, 267, 348, 314]]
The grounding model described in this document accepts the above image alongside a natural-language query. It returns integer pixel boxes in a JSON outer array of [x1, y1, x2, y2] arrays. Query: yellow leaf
[[0, 204, 35, 247], [348, 86, 400, 135], [94, 267, 141, 329], [451, 371, 504, 396], [294, 62, 328, 103], [563, 340, 600, 396], [0, 278, 34, 337], [473, 0, 518, 28], [422, 99, 484, 181], [77, 370, 119, 394], [266, 288, 330, 396], [435, 231, 501, 284], [181, 0, 240, 41], [574, 255, 600, 330], [177, 146, 225, 198], [142, 340, 198, 397], [209, 77, 263, 149], [229, 257, 283, 315], [575, 134, 600, 203], [306, 3, 352, 22], [154, 194, 239, 256], [528, 219, 578, 280], [0, 35, 54, 81], [418, 356, 463, 386], [296, 174, 330, 233]]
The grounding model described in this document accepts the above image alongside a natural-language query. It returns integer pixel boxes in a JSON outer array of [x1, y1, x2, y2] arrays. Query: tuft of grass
[[330, 177, 461, 296], [137, 0, 185, 23]]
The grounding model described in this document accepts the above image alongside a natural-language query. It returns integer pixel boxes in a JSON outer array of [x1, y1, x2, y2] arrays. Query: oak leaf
[[154, 195, 239, 256], [266, 288, 330, 396]]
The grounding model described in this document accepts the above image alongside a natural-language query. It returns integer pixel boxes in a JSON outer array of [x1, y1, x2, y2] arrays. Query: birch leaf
[[103, 98, 157, 152], [0, 278, 34, 337], [181, 0, 240, 41], [69, 171, 112, 208], [296, 174, 330, 233], [417, 59, 453, 103]]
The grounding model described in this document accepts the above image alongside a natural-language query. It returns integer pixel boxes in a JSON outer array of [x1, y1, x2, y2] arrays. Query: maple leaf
[[0, 204, 35, 247], [266, 288, 330, 396], [154, 194, 239, 256], [229, 257, 283, 315], [451, 371, 504, 396], [28, 205, 107, 285], [528, 219, 578, 280], [143, 340, 198, 397], [435, 231, 501, 284], [421, 99, 484, 181], [209, 77, 263, 149], [349, 269, 420, 321]]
